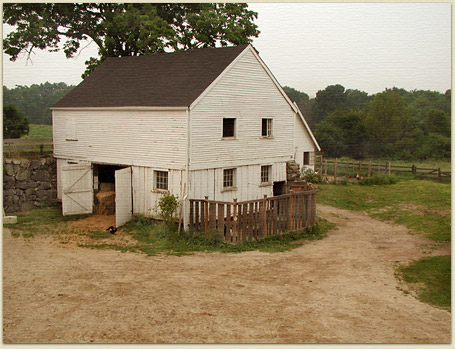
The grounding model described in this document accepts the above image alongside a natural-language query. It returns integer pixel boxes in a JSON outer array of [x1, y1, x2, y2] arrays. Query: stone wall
[[3, 157, 57, 213]]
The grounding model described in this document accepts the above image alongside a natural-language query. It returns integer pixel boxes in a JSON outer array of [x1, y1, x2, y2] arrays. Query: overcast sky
[[2, 2, 452, 97]]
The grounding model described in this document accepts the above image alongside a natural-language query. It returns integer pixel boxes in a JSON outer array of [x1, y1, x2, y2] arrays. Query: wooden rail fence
[[3, 138, 53, 157], [189, 189, 317, 244], [315, 156, 450, 181]]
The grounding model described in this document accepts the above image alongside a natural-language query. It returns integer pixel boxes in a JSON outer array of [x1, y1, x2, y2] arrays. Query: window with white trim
[[262, 118, 273, 137], [261, 165, 272, 184], [223, 168, 236, 188], [223, 118, 236, 138], [154, 170, 168, 190]]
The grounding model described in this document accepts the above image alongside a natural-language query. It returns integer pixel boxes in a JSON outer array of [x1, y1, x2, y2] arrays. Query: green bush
[[157, 194, 179, 227], [301, 168, 324, 183]]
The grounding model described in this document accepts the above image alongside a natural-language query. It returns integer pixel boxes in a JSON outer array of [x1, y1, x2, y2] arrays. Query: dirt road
[[3, 204, 451, 343]]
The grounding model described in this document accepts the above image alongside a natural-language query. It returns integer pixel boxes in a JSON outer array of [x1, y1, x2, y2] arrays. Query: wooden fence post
[[368, 161, 372, 177], [324, 160, 328, 177], [334, 158, 338, 181], [204, 196, 209, 233], [288, 191, 294, 232], [388, 161, 391, 176], [438, 168, 441, 181]]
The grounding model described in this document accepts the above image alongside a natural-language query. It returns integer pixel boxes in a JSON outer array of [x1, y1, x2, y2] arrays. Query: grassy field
[[24, 124, 53, 139], [316, 177, 451, 310], [4, 207, 334, 255]]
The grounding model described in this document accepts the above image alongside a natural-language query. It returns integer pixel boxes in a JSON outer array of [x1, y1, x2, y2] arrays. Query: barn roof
[[53, 44, 249, 108]]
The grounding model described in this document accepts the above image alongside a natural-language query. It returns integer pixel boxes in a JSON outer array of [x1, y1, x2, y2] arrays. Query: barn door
[[62, 164, 93, 215], [115, 167, 133, 227]]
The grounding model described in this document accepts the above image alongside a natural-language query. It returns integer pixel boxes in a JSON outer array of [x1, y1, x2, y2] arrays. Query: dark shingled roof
[[53, 44, 249, 108]]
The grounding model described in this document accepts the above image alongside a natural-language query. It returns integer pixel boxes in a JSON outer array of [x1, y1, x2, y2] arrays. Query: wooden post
[[334, 158, 338, 181], [368, 161, 372, 177], [412, 165, 416, 175], [288, 191, 294, 232], [352, 161, 355, 178], [378, 162, 380, 174], [358, 162, 362, 178], [324, 160, 328, 177], [232, 198, 238, 243], [388, 161, 391, 176], [438, 168, 441, 181], [204, 196, 209, 233], [217, 203, 224, 240], [225, 204, 231, 242]]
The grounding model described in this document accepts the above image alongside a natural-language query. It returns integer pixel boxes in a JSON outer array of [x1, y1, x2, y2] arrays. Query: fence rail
[[315, 156, 450, 181], [3, 138, 53, 156], [189, 189, 317, 244]]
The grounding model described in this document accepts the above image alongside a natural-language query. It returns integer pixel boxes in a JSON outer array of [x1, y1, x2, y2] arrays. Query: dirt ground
[[2, 204, 451, 343]]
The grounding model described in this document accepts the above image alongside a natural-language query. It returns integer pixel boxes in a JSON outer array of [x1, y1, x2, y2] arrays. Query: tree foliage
[[3, 82, 74, 125], [3, 103, 30, 138], [3, 3, 260, 78], [286, 85, 451, 160]]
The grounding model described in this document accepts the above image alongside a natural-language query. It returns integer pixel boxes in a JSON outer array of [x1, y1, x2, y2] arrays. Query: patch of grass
[[24, 124, 53, 139], [4, 207, 91, 235], [397, 255, 451, 311], [317, 179, 451, 242], [79, 215, 335, 256]]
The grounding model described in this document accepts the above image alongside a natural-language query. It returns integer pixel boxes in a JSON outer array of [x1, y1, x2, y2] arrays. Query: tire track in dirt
[[2, 204, 451, 343]]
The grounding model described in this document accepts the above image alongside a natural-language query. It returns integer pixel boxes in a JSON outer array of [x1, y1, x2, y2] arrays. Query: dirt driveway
[[3, 204, 451, 343]]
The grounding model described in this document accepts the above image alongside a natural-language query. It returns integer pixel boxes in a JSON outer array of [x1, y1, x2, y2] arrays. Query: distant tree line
[[3, 82, 74, 125], [284, 85, 451, 160]]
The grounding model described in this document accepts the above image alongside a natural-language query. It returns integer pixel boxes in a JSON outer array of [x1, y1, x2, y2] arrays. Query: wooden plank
[[3, 138, 52, 144], [272, 200, 278, 236], [204, 196, 209, 233], [209, 202, 217, 231], [217, 203, 224, 238], [189, 200, 194, 230], [225, 204, 232, 243], [232, 199, 238, 243]]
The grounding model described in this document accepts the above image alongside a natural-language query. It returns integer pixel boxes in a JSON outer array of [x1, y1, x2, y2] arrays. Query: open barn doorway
[[93, 164, 126, 215], [93, 164, 132, 227]]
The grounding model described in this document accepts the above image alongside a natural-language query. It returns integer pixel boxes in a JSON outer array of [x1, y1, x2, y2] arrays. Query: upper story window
[[223, 118, 236, 138], [154, 170, 168, 191], [262, 118, 273, 138], [261, 165, 272, 184]]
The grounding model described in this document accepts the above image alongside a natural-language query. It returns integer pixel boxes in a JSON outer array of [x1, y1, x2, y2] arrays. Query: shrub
[[357, 174, 398, 186], [157, 194, 179, 228], [301, 168, 324, 183]]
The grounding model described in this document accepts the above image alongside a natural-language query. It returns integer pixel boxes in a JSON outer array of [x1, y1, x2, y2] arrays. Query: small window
[[223, 118, 236, 138], [223, 168, 236, 188], [155, 170, 168, 190], [303, 152, 311, 165], [262, 118, 273, 137], [261, 165, 271, 184]]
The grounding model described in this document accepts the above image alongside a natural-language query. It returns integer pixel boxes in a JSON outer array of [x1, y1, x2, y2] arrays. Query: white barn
[[52, 44, 320, 228]]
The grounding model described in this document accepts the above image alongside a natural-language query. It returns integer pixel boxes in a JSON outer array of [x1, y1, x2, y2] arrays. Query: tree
[[3, 104, 30, 138], [283, 86, 313, 121], [312, 84, 348, 125], [3, 82, 74, 124], [3, 3, 260, 78]]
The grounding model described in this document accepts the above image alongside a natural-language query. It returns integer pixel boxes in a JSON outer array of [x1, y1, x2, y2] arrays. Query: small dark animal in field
[[106, 226, 117, 234]]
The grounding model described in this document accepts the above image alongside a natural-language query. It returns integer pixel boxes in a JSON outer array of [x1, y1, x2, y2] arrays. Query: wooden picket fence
[[188, 189, 317, 244]]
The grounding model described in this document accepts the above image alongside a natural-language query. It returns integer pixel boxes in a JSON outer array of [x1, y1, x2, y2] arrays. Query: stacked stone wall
[[3, 157, 57, 213]]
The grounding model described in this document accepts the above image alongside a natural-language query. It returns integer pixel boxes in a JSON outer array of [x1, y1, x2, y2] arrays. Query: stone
[[19, 159, 31, 168], [31, 159, 42, 170], [5, 163, 15, 176], [3, 176, 15, 189], [16, 169, 31, 181], [4, 159, 12, 164], [37, 182, 52, 190], [32, 169, 50, 182], [12, 159, 21, 165], [20, 201, 34, 212]]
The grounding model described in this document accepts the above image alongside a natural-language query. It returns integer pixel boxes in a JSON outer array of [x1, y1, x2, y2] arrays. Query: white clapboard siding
[[294, 114, 317, 170], [189, 49, 295, 170], [188, 163, 286, 201], [132, 166, 185, 218], [53, 109, 187, 169]]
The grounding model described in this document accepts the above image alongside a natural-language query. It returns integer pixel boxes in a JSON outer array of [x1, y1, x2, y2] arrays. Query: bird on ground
[[106, 226, 117, 234]]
